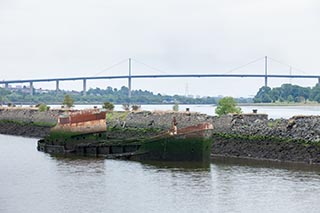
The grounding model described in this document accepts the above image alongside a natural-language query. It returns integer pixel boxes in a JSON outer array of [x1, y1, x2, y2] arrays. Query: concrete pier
[[83, 79, 87, 96]]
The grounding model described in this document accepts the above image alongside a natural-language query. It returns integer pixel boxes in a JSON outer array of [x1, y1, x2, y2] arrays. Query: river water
[[1, 134, 320, 213], [55, 104, 320, 119]]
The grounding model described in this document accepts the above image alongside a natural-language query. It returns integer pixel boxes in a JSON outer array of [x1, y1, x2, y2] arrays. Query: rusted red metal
[[58, 110, 106, 125], [177, 123, 213, 134], [53, 110, 107, 133]]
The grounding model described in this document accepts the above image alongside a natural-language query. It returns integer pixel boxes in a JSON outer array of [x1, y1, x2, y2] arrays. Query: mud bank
[[0, 121, 51, 138], [0, 107, 60, 138], [211, 134, 320, 164]]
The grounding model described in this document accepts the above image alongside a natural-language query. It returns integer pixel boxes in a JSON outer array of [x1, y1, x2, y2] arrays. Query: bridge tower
[[128, 58, 132, 99], [264, 56, 268, 87], [83, 79, 87, 96], [56, 80, 60, 93], [29, 81, 33, 96]]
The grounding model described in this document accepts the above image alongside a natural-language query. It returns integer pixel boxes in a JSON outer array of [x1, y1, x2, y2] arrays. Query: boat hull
[[133, 132, 212, 162], [38, 130, 213, 162]]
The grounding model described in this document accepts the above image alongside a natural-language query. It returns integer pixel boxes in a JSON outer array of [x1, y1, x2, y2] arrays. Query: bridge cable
[[131, 58, 168, 74], [92, 58, 129, 77], [222, 57, 265, 74], [268, 57, 308, 74]]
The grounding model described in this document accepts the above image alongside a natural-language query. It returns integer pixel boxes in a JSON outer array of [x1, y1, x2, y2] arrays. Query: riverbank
[[1, 107, 320, 165], [239, 102, 320, 106], [0, 120, 51, 138]]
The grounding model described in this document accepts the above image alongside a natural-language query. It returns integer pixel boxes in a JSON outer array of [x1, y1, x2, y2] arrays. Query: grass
[[267, 119, 282, 128], [0, 119, 56, 127], [106, 111, 129, 123], [212, 132, 320, 146]]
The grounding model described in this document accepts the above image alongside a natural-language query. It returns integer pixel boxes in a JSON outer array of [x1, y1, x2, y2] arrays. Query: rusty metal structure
[[52, 109, 107, 134]]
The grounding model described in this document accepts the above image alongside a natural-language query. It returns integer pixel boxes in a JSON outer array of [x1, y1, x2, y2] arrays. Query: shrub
[[131, 104, 141, 111], [172, 103, 179, 111], [103, 102, 115, 111], [215, 97, 242, 116], [38, 103, 49, 112], [62, 95, 74, 108]]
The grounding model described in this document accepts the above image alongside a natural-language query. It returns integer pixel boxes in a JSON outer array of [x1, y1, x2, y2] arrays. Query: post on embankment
[[128, 58, 132, 100], [56, 80, 60, 93], [264, 56, 268, 87], [4, 83, 8, 90], [29, 81, 34, 96], [83, 79, 87, 96]]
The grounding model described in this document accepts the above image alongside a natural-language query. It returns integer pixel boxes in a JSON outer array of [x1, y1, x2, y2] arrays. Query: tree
[[310, 84, 320, 102], [63, 95, 74, 108], [38, 103, 50, 112], [172, 103, 179, 111], [215, 97, 242, 116], [253, 86, 272, 103], [102, 102, 114, 111], [287, 95, 294, 102]]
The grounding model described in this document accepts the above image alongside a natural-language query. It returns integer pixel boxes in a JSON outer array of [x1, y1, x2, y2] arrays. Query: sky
[[0, 0, 320, 97]]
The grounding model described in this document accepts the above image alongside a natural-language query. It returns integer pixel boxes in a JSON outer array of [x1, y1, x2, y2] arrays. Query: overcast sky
[[1, 0, 320, 97]]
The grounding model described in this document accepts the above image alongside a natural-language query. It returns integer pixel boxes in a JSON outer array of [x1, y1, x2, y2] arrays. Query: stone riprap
[[229, 114, 320, 142], [107, 111, 214, 130], [1, 107, 320, 164], [0, 107, 62, 138], [0, 107, 60, 124]]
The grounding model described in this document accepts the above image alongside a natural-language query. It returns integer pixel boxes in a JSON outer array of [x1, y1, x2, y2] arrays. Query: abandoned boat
[[37, 109, 213, 161]]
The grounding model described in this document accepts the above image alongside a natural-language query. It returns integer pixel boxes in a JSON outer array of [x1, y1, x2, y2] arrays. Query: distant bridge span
[[2, 73, 320, 84], [1, 73, 320, 96]]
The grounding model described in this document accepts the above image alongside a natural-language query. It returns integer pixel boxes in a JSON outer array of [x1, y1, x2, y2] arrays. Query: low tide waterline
[[1, 134, 320, 213], [46, 104, 320, 119]]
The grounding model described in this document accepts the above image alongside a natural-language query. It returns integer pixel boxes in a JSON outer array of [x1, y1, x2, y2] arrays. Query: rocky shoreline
[[0, 121, 51, 138], [1, 107, 320, 165]]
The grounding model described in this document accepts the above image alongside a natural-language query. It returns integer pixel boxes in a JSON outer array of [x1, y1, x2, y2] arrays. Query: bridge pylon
[[128, 58, 132, 100], [264, 56, 268, 87]]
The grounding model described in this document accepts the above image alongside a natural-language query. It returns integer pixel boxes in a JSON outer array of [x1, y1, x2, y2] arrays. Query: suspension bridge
[[1, 56, 319, 97]]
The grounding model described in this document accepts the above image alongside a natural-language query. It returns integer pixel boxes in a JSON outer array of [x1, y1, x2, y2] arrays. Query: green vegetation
[[215, 97, 242, 116], [253, 83, 320, 103], [172, 103, 179, 111], [0, 119, 56, 127], [38, 103, 50, 112], [102, 102, 115, 111], [267, 119, 282, 128], [106, 111, 129, 124], [213, 132, 320, 146], [62, 95, 74, 108], [8, 82, 320, 105], [0, 86, 253, 105]]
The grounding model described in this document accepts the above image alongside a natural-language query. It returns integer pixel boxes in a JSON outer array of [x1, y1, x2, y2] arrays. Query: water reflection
[[212, 155, 320, 173], [52, 155, 106, 175], [2, 135, 320, 213], [138, 160, 211, 171]]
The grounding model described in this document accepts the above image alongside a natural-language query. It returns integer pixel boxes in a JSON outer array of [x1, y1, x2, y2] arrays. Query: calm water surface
[[52, 104, 320, 119], [1, 135, 320, 213]]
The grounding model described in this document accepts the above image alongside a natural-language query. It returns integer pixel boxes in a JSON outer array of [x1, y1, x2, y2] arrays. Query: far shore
[[238, 102, 320, 107]]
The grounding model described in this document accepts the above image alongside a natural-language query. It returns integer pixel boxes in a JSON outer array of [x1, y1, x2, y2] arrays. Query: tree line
[[0, 86, 234, 105], [254, 83, 320, 103]]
